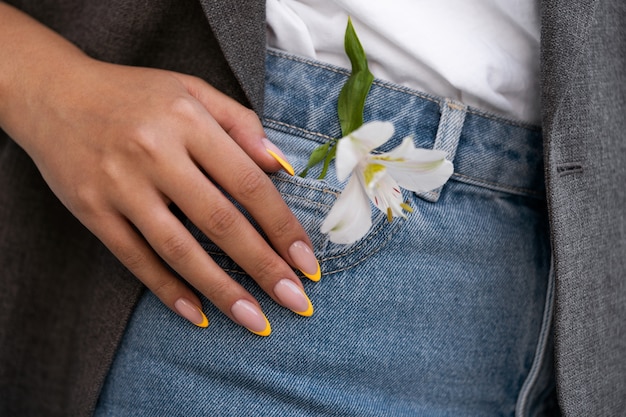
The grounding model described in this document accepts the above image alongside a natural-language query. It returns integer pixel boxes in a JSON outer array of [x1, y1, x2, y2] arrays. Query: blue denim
[[95, 50, 555, 417]]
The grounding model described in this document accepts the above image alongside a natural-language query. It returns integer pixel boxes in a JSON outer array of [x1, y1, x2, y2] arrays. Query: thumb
[[178, 73, 294, 175]]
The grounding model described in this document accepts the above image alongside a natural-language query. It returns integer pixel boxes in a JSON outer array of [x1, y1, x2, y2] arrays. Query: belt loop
[[417, 98, 467, 202]]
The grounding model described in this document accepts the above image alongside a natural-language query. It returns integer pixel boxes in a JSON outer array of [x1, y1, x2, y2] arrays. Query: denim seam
[[265, 119, 336, 143], [450, 173, 545, 199], [272, 175, 340, 196], [417, 98, 466, 202], [372, 80, 438, 104], [267, 49, 441, 105], [319, 216, 403, 263], [267, 49, 541, 130], [266, 121, 543, 199], [374, 80, 537, 130], [280, 193, 333, 208], [200, 217, 403, 275], [318, 220, 402, 275], [515, 258, 555, 416]]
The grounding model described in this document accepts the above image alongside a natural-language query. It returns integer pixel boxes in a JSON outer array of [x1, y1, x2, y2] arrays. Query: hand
[[0, 4, 319, 335]]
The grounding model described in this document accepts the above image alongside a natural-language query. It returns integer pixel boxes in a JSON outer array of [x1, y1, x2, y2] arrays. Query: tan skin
[[0, 2, 316, 332]]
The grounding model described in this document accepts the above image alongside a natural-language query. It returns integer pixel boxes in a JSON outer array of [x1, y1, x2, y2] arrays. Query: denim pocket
[[184, 124, 405, 279]]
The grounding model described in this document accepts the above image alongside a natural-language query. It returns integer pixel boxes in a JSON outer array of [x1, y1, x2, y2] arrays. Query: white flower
[[320, 121, 453, 244]]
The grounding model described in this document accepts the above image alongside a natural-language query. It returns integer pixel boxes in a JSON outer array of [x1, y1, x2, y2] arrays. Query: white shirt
[[266, 0, 541, 125]]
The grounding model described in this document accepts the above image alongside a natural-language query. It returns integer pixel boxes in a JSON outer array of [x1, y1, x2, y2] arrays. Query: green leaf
[[317, 143, 337, 179], [337, 17, 374, 137], [300, 17, 373, 179], [299, 142, 330, 177]]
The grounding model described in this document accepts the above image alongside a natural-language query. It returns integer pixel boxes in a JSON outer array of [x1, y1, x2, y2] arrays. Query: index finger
[[187, 115, 321, 282]]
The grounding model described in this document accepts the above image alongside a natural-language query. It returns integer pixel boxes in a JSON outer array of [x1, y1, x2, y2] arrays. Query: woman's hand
[[0, 2, 319, 335]]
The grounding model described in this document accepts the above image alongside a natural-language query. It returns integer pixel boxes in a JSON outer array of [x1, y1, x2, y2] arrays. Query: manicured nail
[[231, 299, 271, 336], [174, 298, 209, 328], [274, 279, 314, 317], [289, 241, 321, 281], [263, 138, 295, 176]]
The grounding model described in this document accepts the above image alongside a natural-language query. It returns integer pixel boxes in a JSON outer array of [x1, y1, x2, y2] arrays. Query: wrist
[[0, 2, 88, 149]]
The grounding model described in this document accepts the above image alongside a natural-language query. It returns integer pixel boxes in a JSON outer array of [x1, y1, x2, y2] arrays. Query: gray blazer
[[0, 0, 624, 416]]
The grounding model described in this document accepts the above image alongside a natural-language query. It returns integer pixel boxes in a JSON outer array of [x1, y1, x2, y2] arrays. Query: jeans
[[95, 50, 556, 417]]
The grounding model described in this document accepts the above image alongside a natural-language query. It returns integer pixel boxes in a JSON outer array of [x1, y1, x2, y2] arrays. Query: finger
[[176, 73, 294, 175], [183, 119, 321, 282], [154, 160, 315, 318], [122, 189, 289, 336], [87, 211, 209, 328]]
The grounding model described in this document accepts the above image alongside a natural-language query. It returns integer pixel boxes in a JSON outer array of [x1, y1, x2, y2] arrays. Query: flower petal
[[320, 175, 372, 244], [382, 136, 448, 162], [335, 138, 362, 182], [350, 121, 395, 150], [362, 170, 405, 218], [335, 121, 395, 181], [376, 137, 454, 192]]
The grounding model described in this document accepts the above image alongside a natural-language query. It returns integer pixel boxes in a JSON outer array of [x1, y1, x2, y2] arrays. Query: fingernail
[[289, 241, 321, 281], [263, 138, 295, 176], [174, 298, 209, 328], [231, 299, 271, 336], [274, 279, 314, 317]]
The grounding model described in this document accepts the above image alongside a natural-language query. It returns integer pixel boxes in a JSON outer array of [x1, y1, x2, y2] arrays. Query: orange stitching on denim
[[272, 175, 341, 196], [267, 49, 541, 131], [317, 219, 403, 275], [268, 49, 438, 104], [205, 217, 402, 277], [370, 80, 438, 104], [321, 215, 404, 262], [447, 101, 466, 111], [264, 119, 335, 142]]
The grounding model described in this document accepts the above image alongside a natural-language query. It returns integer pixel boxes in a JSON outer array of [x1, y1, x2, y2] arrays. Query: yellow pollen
[[386, 207, 393, 222], [400, 202, 414, 213]]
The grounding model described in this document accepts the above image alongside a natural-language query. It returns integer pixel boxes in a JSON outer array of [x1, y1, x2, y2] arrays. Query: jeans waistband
[[264, 49, 545, 199]]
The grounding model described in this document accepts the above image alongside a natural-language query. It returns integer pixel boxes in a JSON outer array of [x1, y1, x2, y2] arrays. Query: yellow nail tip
[[266, 148, 295, 176], [295, 301, 314, 317], [195, 314, 209, 328], [301, 261, 321, 282], [251, 317, 272, 337], [192, 306, 209, 328]]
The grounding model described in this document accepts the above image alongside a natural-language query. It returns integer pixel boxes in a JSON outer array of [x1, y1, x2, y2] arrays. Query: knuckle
[[150, 277, 179, 300], [226, 108, 262, 137], [236, 168, 269, 201], [116, 247, 147, 272], [252, 254, 283, 281], [159, 233, 194, 263], [126, 124, 162, 159], [268, 214, 297, 240], [99, 157, 126, 188], [205, 205, 240, 238], [238, 108, 260, 125], [204, 278, 231, 300], [69, 184, 102, 216], [168, 96, 201, 122]]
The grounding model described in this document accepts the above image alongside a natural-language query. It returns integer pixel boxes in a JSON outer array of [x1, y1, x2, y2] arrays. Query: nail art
[[263, 138, 295, 176], [274, 279, 314, 317], [288, 241, 321, 282], [174, 298, 209, 328], [231, 299, 272, 336]]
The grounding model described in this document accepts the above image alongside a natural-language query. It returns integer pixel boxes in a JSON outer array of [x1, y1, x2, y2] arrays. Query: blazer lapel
[[198, 0, 266, 113], [540, 0, 599, 125], [540, 0, 626, 415]]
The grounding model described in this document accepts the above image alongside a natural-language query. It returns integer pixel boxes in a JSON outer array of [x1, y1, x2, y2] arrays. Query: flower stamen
[[400, 202, 414, 213]]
